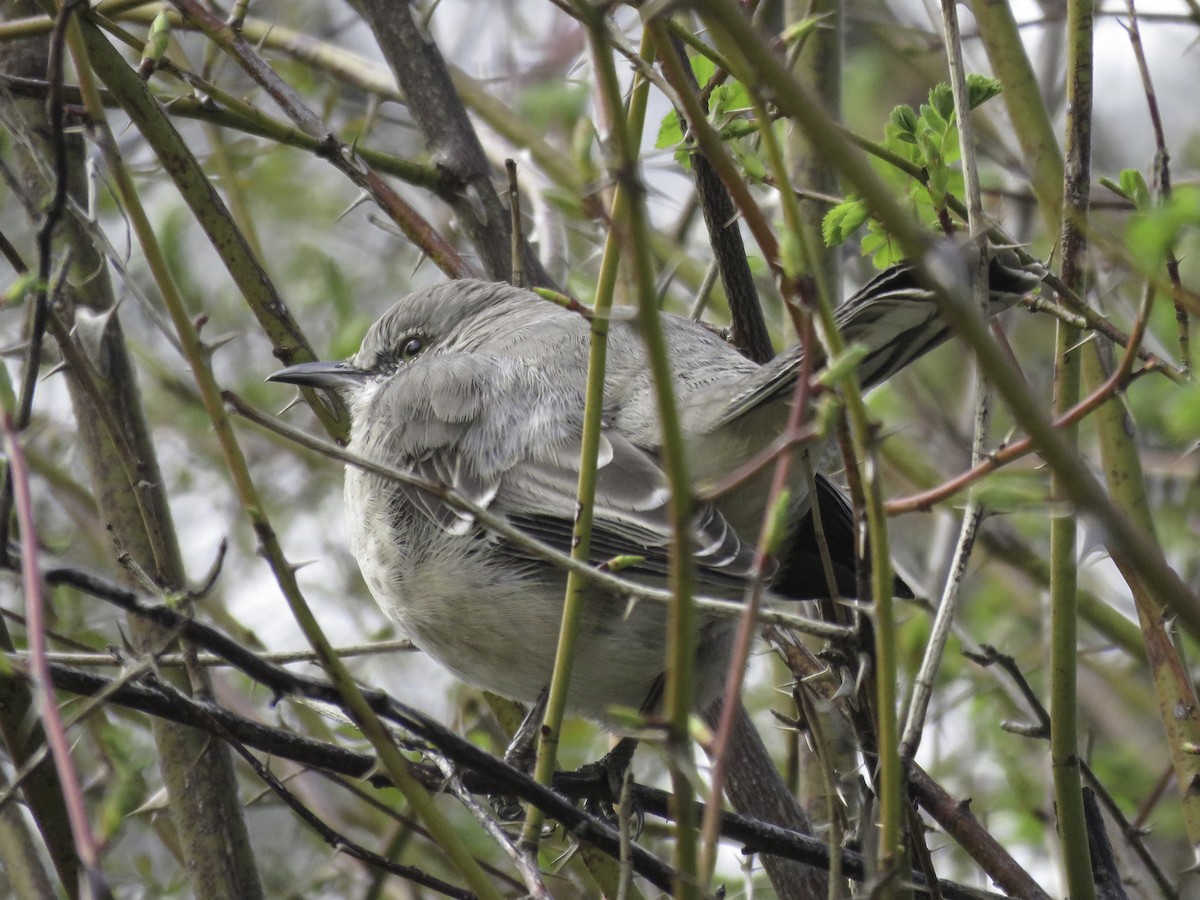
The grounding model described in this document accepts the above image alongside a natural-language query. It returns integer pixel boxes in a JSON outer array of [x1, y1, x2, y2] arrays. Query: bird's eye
[[400, 336, 424, 359]]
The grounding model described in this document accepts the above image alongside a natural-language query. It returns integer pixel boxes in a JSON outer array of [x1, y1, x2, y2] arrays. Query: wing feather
[[367, 351, 759, 589]]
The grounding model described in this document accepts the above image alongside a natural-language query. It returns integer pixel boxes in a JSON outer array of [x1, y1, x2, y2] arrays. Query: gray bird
[[269, 250, 1042, 722]]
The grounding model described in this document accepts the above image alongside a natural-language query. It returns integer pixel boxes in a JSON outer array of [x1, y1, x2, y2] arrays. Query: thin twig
[[166, 0, 474, 281], [1123, 0, 1189, 375], [967, 646, 1180, 897], [3, 409, 112, 898], [506, 159, 524, 288], [7, 638, 416, 668], [899, 0, 991, 769], [0, 0, 78, 563], [222, 734, 476, 900], [224, 398, 856, 638]]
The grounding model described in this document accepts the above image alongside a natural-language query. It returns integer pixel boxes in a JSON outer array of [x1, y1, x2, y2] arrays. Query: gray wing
[[371, 351, 760, 589]]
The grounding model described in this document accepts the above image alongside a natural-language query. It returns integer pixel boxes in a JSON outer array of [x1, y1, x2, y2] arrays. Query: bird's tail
[[704, 245, 1046, 432], [840, 245, 1046, 391]]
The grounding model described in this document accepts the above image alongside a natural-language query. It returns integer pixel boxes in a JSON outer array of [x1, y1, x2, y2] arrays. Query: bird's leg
[[504, 688, 547, 772], [490, 688, 547, 821], [562, 676, 664, 831]]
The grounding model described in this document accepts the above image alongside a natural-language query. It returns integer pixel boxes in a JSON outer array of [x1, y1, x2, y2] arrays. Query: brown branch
[[663, 31, 773, 364], [349, 0, 555, 288], [165, 0, 473, 282], [886, 354, 1143, 515]]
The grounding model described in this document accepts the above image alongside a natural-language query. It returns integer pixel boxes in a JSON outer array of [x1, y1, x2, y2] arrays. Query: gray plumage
[[270, 250, 1042, 720]]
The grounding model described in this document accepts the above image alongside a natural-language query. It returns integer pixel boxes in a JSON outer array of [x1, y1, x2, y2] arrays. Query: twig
[[22, 565, 683, 893], [1123, 0, 1189, 376], [662, 30, 772, 364], [0, 0, 77, 563], [3, 406, 112, 897], [506, 159, 524, 288], [165, 0, 473, 282], [900, 0, 993, 770], [8, 638, 416, 668], [350, 0, 554, 288], [222, 734, 476, 900], [428, 754, 549, 899], [885, 353, 1147, 515], [224, 398, 856, 638], [0, 558, 1020, 900], [967, 646, 1179, 897]]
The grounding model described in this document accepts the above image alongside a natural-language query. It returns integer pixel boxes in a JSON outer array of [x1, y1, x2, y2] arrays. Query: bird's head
[[267, 279, 532, 403]]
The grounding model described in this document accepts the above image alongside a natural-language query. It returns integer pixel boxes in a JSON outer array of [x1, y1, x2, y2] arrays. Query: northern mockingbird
[[269, 249, 1042, 721]]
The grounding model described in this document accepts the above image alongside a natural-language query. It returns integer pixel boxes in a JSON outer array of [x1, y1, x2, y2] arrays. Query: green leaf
[[928, 82, 956, 122], [733, 142, 767, 182], [862, 224, 904, 268], [655, 112, 684, 151], [711, 80, 751, 118], [690, 53, 716, 89], [1099, 176, 1129, 202], [604, 554, 646, 573], [918, 131, 941, 168], [139, 10, 171, 77], [1127, 185, 1200, 268], [3, 272, 41, 307], [918, 104, 947, 145], [889, 104, 918, 139], [781, 13, 828, 46], [1121, 168, 1152, 211], [822, 197, 869, 246], [966, 74, 1003, 109]]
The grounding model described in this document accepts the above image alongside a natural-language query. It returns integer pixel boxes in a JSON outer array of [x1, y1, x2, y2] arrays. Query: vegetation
[[0, 1, 1197, 897]]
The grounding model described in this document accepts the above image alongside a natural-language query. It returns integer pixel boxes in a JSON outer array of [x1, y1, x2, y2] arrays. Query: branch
[[350, 0, 555, 288]]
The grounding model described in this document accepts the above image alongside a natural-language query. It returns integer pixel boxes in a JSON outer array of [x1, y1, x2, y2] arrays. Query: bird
[[268, 247, 1043, 725]]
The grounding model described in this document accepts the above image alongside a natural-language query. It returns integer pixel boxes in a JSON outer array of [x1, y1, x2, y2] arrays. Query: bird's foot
[[490, 691, 546, 821], [560, 737, 643, 835]]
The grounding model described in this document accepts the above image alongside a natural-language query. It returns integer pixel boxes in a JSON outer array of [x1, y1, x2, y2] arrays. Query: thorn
[[188, 538, 227, 600], [200, 331, 240, 357], [277, 395, 306, 415], [116, 624, 137, 657], [799, 665, 833, 685], [464, 182, 488, 224], [622, 595, 640, 621], [129, 787, 172, 817], [41, 360, 70, 380], [71, 305, 117, 374], [336, 191, 373, 222]]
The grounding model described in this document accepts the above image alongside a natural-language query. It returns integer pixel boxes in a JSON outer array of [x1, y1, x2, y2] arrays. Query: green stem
[[69, 20, 501, 899], [518, 26, 655, 854], [700, 5, 904, 877], [591, 12, 698, 898], [967, 0, 1064, 228], [1050, 0, 1095, 891], [694, 0, 1199, 647]]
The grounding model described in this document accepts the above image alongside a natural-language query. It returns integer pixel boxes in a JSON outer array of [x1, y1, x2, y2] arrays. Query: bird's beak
[[267, 361, 367, 390]]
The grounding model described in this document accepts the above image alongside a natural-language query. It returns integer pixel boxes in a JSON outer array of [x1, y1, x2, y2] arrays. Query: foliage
[[0, 2, 1197, 899]]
